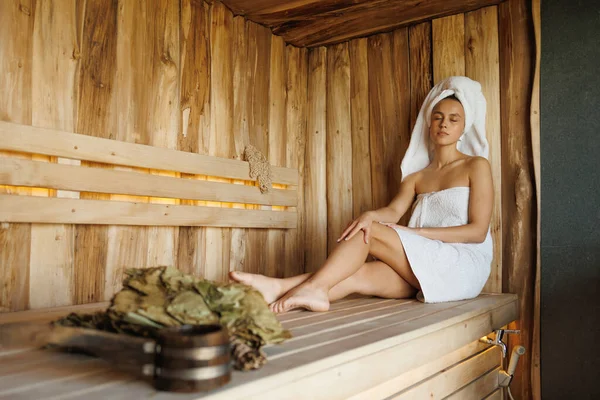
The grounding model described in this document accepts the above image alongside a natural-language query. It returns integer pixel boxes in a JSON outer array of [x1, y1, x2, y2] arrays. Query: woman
[[231, 76, 494, 313]]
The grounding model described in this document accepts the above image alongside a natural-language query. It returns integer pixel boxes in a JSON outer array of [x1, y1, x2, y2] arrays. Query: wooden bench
[[0, 294, 517, 399]]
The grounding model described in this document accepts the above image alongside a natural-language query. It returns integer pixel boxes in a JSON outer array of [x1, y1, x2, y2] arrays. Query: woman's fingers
[[338, 221, 357, 242], [363, 226, 371, 244], [345, 224, 364, 241]]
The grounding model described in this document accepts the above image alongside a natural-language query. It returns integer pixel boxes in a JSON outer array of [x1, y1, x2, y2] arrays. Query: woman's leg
[[328, 261, 417, 301], [230, 259, 416, 304], [270, 223, 420, 313], [229, 271, 311, 304]]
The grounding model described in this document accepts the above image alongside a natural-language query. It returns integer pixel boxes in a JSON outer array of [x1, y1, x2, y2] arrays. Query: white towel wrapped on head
[[401, 76, 489, 181]]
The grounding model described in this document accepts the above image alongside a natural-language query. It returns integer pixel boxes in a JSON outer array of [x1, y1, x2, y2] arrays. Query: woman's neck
[[431, 145, 463, 169]]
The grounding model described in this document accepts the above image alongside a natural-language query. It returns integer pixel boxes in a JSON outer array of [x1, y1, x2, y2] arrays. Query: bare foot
[[229, 271, 284, 304], [269, 283, 330, 313]]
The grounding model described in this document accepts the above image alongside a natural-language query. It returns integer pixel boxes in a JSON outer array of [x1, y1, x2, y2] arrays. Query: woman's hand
[[379, 222, 411, 231], [337, 212, 375, 244]]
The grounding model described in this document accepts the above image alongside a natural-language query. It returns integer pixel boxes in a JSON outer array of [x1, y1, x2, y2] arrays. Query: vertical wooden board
[[207, 1, 234, 282], [368, 33, 401, 209], [349, 38, 372, 218], [304, 47, 327, 273], [531, 1, 541, 397], [284, 45, 308, 277], [73, 0, 118, 304], [0, 0, 34, 311], [432, 14, 466, 83], [267, 35, 287, 278], [228, 16, 248, 278], [146, 0, 180, 269], [392, 28, 413, 224], [465, 6, 502, 293], [326, 43, 352, 254], [104, 0, 150, 298], [499, 1, 536, 399], [244, 22, 271, 276], [230, 15, 249, 276], [29, 0, 83, 308], [408, 22, 433, 146], [177, 0, 211, 277]]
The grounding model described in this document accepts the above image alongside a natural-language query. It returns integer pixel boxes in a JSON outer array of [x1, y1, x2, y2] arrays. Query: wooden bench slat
[[0, 354, 107, 396], [9, 368, 132, 400], [390, 346, 500, 399], [0, 195, 297, 229], [276, 296, 382, 322], [483, 388, 503, 400], [0, 121, 298, 185], [283, 299, 410, 330], [444, 366, 501, 400], [267, 300, 472, 357], [0, 157, 297, 207]]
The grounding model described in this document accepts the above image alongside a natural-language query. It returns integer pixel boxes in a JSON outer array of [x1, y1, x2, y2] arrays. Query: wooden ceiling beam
[[219, 0, 506, 47]]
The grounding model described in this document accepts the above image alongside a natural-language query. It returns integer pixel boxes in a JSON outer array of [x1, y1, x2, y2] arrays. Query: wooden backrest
[[0, 121, 298, 229]]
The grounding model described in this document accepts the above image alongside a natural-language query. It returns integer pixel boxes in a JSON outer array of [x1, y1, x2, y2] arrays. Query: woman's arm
[[369, 174, 419, 223], [390, 157, 494, 243], [338, 174, 418, 243]]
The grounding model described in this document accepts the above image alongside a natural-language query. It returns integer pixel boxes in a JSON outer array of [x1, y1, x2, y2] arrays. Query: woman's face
[[429, 98, 466, 146]]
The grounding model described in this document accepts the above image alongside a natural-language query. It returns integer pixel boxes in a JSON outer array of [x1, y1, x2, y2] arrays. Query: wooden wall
[[304, 6, 504, 295], [0, 0, 308, 312]]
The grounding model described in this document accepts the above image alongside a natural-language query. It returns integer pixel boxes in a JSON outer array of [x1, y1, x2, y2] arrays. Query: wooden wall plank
[[103, 0, 150, 299], [408, 22, 433, 134], [326, 43, 352, 254], [349, 38, 372, 218], [391, 28, 412, 224], [284, 46, 308, 277], [465, 6, 502, 293], [0, 195, 297, 229], [531, 1, 542, 397], [267, 35, 287, 277], [0, 0, 34, 312], [230, 15, 250, 278], [29, 0, 82, 308], [499, 0, 536, 398], [146, 0, 180, 269], [432, 14, 466, 82], [74, 0, 118, 305], [368, 33, 403, 209], [244, 22, 272, 275], [146, 0, 180, 267], [228, 16, 248, 279], [207, 1, 235, 282], [304, 47, 327, 272]]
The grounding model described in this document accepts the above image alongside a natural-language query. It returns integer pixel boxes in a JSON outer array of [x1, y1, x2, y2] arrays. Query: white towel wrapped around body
[[391, 187, 492, 303]]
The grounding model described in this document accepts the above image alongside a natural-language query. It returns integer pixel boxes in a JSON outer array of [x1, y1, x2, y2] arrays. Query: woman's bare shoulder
[[465, 156, 492, 185], [465, 156, 491, 170]]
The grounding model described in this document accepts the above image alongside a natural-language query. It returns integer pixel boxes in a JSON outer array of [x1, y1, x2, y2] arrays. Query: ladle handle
[[47, 325, 155, 374]]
